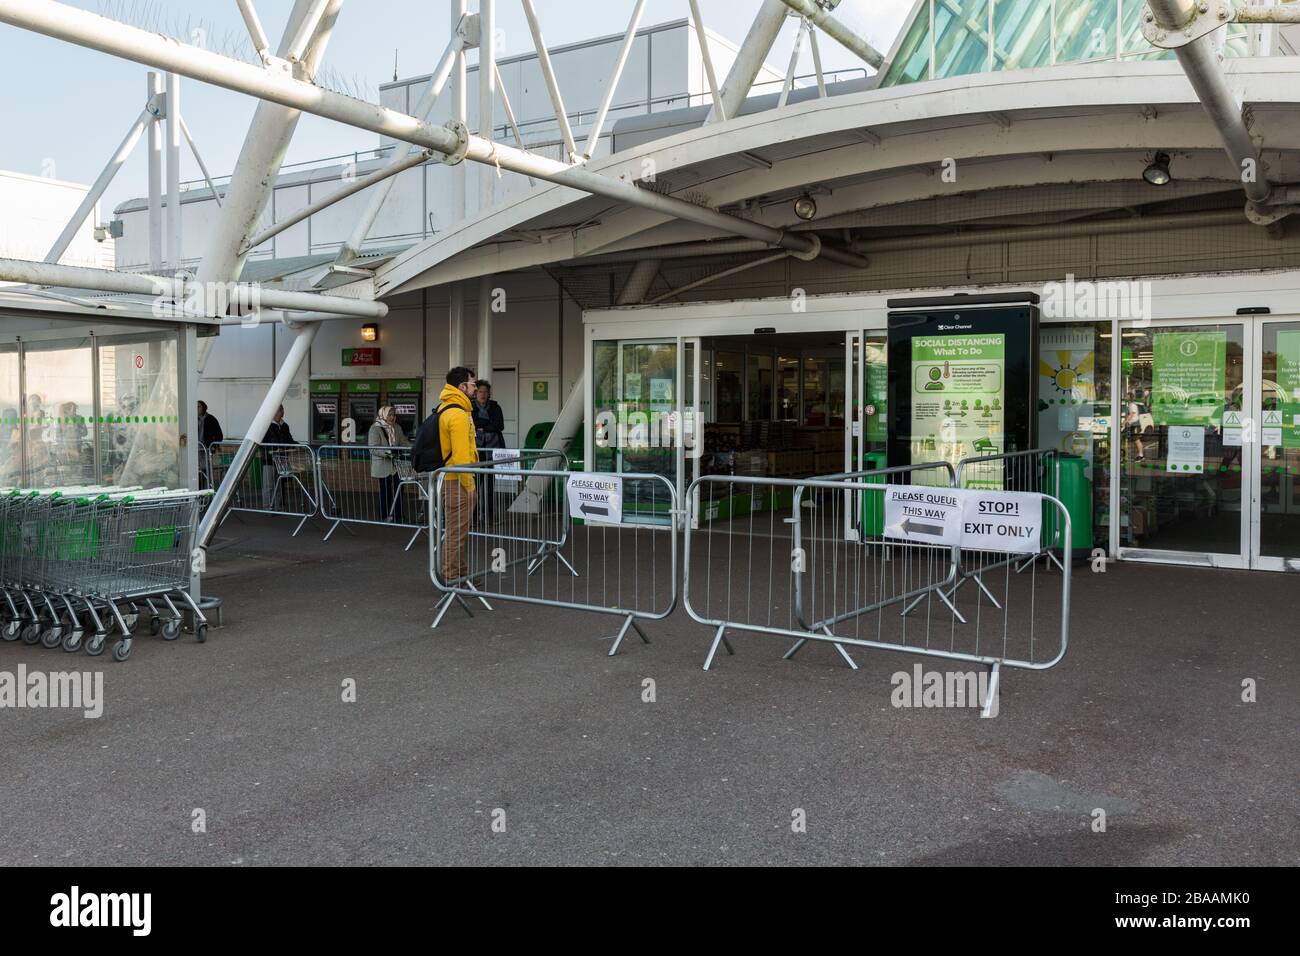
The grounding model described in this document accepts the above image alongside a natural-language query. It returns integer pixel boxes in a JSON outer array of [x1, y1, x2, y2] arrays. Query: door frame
[[1112, 315, 1253, 570], [1248, 316, 1300, 571]]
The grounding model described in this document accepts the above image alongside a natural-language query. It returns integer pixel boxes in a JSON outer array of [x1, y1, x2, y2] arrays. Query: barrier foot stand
[[462, 579, 493, 610], [430, 590, 476, 629], [782, 629, 858, 669], [902, 577, 969, 624], [981, 661, 1001, 719], [702, 625, 735, 671], [404, 527, 425, 552], [969, 572, 1003, 609], [290, 513, 310, 537], [323, 517, 359, 542], [606, 614, 651, 657]]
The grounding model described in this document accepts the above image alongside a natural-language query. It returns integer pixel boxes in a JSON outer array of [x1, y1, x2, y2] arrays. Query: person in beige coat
[[369, 405, 409, 521]]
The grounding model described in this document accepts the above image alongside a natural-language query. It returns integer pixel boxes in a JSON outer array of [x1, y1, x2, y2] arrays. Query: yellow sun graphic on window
[[1041, 350, 1095, 401]]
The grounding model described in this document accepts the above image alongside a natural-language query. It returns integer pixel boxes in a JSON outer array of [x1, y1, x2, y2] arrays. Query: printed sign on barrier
[[959, 489, 1042, 554], [883, 485, 963, 546], [884, 485, 1043, 554], [566, 473, 622, 524], [491, 447, 522, 483]]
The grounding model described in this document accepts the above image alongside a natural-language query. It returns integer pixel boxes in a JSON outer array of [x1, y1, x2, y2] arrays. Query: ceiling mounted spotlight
[[1143, 152, 1172, 186], [794, 194, 818, 221]]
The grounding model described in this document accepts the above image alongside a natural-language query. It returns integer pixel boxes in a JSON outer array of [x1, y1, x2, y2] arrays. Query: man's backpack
[[411, 401, 460, 472]]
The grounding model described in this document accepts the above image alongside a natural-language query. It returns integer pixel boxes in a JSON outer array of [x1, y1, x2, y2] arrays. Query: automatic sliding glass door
[[1251, 320, 1300, 571], [1116, 320, 1249, 567]]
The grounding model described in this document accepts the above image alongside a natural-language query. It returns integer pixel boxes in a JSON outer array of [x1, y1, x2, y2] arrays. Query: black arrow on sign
[[580, 503, 609, 517], [901, 518, 944, 537]]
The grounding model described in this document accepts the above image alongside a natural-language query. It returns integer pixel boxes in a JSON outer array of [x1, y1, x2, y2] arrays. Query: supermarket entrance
[[589, 328, 884, 515]]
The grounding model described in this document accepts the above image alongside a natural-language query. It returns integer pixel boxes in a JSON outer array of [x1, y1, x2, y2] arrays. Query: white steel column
[[334, 34, 462, 265], [146, 70, 163, 271], [449, 0, 468, 365], [449, 282, 466, 368], [195, 321, 321, 550], [165, 72, 182, 271], [709, 0, 788, 122], [476, 274, 493, 382], [194, 0, 344, 299], [44, 98, 156, 263], [478, 0, 495, 211]]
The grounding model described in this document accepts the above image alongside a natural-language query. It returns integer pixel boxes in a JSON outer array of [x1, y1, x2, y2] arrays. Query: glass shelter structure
[[0, 295, 204, 491]]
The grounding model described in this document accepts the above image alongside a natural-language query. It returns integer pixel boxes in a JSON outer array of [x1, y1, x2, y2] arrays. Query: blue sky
[[0, 1, 913, 217]]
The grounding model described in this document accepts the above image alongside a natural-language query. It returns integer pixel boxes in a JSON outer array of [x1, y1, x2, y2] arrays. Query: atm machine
[[384, 379, 423, 437], [345, 380, 380, 443], [309, 381, 341, 444]]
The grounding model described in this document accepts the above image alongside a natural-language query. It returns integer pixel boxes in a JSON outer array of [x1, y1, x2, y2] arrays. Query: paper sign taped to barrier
[[567, 473, 622, 524], [885, 485, 1043, 554], [960, 490, 1042, 554], [883, 485, 964, 546], [491, 447, 522, 483]]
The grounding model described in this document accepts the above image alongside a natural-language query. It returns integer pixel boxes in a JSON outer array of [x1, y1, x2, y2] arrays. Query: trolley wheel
[[85, 633, 106, 657], [194, 622, 208, 644], [61, 630, 83, 653], [161, 619, 182, 641], [149, 616, 162, 636], [40, 626, 64, 649], [21, 622, 42, 644], [111, 638, 132, 662], [2, 620, 21, 641]]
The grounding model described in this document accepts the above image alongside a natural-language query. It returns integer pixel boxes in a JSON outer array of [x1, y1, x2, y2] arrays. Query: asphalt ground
[[1, 512, 1296, 866]]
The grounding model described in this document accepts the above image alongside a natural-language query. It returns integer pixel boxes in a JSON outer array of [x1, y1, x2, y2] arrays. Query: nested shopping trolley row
[[0, 486, 211, 662]]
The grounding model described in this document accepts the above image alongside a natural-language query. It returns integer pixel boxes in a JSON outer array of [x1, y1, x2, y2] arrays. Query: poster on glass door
[[1151, 330, 1226, 426]]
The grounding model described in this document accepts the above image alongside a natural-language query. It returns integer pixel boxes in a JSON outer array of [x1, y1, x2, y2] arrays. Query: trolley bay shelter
[[0, 292, 212, 491], [2, 0, 1300, 575]]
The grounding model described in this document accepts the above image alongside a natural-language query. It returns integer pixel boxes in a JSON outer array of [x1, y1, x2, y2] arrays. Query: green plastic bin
[[860, 450, 887, 537], [1042, 453, 1093, 560]]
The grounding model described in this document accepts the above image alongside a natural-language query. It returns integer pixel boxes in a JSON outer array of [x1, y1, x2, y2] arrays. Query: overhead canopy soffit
[[374, 58, 1300, 298]]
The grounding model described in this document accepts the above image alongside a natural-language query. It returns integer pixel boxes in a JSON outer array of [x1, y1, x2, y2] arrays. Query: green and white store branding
[[910, 333, 1005, 487]]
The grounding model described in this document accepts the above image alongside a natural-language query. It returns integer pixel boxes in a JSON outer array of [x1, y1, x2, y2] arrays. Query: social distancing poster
[[909, 333, 1005, 488], [1152, 330, 1226, 427]]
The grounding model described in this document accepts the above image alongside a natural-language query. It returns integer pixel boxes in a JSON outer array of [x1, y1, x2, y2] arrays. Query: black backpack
[[412, 401, 461, 472]]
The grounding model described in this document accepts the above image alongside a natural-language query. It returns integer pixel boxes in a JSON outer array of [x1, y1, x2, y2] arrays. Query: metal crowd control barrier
[[429, 461, 677, 655], [316, 443, 425, 550], [209, 440, 320, 535], [316, 446, 571, 551], [684, 462, 1071, 716], [1, 486, 212, 661], [921, 449, 1065, 614], [197, 441, 214, 491]]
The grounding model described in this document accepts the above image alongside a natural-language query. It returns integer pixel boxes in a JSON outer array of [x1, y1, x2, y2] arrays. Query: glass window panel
[[1118, 324, 1243, 556], [1040, 322, 1112, 550], [747, 352, 773, 421], [98, 333, 180, 488], [933, 0, 991, 79], [715, 350, 744, 423], [1055, 0, 1117, 63], [22, 338, 96, 487], [881, 1, 933, 86], [0, 345, 19, 484], [1259, 322, 1300, 561], [992, 0, 1052, 70]]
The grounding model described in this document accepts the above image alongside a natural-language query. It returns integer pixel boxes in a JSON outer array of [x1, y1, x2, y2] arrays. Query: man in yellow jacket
[[412, 366, 478, 582]]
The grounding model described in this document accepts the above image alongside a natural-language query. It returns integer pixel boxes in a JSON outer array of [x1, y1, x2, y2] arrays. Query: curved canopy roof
[[374, 56, 1300, 298]]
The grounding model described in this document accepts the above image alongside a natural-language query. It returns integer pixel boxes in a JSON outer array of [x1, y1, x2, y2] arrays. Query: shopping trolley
[[65, 489, 213, 661]]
